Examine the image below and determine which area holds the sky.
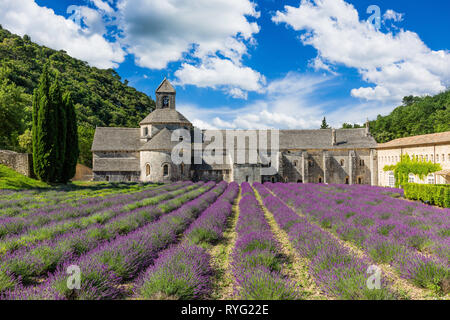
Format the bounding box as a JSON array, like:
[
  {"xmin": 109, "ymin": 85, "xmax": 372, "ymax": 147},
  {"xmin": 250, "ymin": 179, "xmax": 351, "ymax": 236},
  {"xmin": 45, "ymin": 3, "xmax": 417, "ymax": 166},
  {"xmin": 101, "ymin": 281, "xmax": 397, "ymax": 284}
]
[{"xmin": 0, "ymin": 0, "xmax": 449, "ymax": 130}]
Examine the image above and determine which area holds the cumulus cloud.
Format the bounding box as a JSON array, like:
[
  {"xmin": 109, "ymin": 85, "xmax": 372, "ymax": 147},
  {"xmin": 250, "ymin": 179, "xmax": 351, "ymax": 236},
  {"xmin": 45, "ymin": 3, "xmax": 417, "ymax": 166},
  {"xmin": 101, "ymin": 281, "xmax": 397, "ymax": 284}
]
[
  {"xmin": 179, "ymin": 73, "xmax": 334, "ymax": 130},
  {"xmin": 114, "ymin": 0, "xmax": 263, "ymax": 98},
  {"xmin": 273, "ymin": 0, "xmax": 450, "ymax": 103},
  {"xmin": 0, "ymin": 0, "xmax": 125, "ymax": 68}
]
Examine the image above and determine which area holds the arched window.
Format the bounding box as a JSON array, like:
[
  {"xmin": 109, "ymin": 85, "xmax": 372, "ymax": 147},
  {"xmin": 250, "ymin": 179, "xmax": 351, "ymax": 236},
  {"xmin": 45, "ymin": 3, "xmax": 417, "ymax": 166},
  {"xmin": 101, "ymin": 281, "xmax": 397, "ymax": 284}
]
[
  {"xmin": 163, "ymin": 164, "xmax": 169, "ymax": 176},
  {"xmin": 245, "ymin": 176, "xmax": 249, "ymax": 182},
  {"xmin": 340, "ymin": 159, "xmax": 345, "ymax": 166},
  {"xmin": 408, "ymin": 173, "xmax": 415, "ymax": 183},
  {"xmin": 427, "ymin": 174, "xmax": 435, "ymax": 185},
  {"xmin": 143, "ymin": 127, "xmax": 148, "ymax": 136},
  {"xmin": 293, "ymin": 160, "xmax": 298, "ymax": 167},
  {"xmin": 318, "ymin": 177, "xmax": 322, "ymax": 184},
  {"xmin": 357, "ymin": 177, "xmax": 362, "ymax": 184},
  {"xmin": 345, "ymin": 177, "xmax": 349, "ymax": 185},
  {"xmin": 162, "ymin": 96, "xmax": 169, "ymax": 108},
  {"xmin": 180, "ymin": 163, "xmax": 184, "ymax": 175},
  {"xmin": 146, "ymin": 164, "xmax": 151, "ymax": 176}
]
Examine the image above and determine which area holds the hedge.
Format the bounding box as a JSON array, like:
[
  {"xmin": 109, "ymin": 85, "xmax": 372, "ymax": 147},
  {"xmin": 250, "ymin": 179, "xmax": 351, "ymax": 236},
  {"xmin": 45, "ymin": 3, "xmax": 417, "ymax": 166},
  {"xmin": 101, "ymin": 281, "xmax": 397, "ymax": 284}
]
[{"xmin": 403, "ymin": 183, "xmax": 450, "ymax": 208}]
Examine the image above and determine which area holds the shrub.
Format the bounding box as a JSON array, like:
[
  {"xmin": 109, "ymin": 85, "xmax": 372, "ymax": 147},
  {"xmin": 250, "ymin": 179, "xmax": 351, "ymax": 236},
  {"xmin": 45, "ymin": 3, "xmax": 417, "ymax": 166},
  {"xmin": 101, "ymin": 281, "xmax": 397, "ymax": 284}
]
[{"xmin": 404, "ymin": 184, "xmax": 450, "ymax": 208}]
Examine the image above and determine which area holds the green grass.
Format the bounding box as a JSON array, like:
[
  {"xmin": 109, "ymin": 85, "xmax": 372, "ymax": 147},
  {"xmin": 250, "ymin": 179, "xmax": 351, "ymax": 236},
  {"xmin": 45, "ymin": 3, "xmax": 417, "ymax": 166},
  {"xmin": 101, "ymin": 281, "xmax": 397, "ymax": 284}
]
[{"xmin": 0, "ymin": 165, "xmax": 49, "ymax": 190}]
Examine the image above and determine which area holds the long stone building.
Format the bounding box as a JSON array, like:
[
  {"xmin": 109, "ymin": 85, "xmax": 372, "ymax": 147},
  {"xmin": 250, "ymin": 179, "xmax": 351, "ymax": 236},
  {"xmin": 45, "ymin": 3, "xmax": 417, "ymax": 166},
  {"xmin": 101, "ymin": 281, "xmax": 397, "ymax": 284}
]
[
  {"xmin": 91, "ymin": 78, "xmax": 379, "ymax": 184},
  {"xmin": 378, "ymin": 132, "xmax": 450, "ymax": 186}
]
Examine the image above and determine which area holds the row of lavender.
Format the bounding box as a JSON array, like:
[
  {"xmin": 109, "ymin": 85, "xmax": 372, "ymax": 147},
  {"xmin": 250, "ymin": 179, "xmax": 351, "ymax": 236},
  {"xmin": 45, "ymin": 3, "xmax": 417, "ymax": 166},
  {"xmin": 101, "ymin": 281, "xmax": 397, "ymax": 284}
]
[
  {"xmin": 230, "ymin": 182, "xmax": 299, "ymax": 299},
  {"xmin": 254, "ymin": 183, "xmax": 396, "ymax": 299},
  {"xmin": 0, "ymin": 182, "xmax": 157, "ymax": 214},
  {"xmin": 134, "ymin": 182, "xmax": 239, "ymax": 299},
  {"xmin": 0, "ymin": 182, "xmax": 189, "ymax": 239},
  {"xmin": 0, "ymin": 182, "xmax": 163, "ymax": 218},
  {"xmin": 0, "ymin": 182, "xmax": 198, "ymax": 256},
  {"xmin": 266, "ymin": 183, "xmax": 449, "ymax": 295},
  {"xmin": 0, "ymin": 182, "xmax": 214, "ymax": 293},
  {"xmin": 1, "ymin": 182, "xmax": 228, "ymax": 299}
]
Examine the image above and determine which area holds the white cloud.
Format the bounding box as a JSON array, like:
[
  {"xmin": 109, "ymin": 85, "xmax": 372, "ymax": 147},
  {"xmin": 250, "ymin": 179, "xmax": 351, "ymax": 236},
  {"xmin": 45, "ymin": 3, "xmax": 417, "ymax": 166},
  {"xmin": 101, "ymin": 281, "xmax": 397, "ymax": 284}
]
[
  {"xmin": 116, "ymin": 0, "xmax": 263, "ymax": 98},
  {"xmin": 273, "ymin": 0, "xmax": 450, "ymax": 103},
  {"xmin": 174, "ymin": 57, "xmax": 265, "ymax": 97},
  {"xmin": 0, "ymin": 0, "xmax": 125, "ymax": 68},
  {"xmin": 180, "ymin": 73, "xmax": 334, "ymax": 130}
]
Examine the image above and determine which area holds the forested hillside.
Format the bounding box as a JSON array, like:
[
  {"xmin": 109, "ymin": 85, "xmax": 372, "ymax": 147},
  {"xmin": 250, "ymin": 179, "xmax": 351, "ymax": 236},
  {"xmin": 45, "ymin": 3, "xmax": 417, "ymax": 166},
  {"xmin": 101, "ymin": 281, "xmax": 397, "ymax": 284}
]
[
  {"xmin": 0, "ymin": 26, "xmax": 155, "ymax": 167},
  {"xmin": 368, "ymin": 90, "xmax": 450, "ymax": 143}
]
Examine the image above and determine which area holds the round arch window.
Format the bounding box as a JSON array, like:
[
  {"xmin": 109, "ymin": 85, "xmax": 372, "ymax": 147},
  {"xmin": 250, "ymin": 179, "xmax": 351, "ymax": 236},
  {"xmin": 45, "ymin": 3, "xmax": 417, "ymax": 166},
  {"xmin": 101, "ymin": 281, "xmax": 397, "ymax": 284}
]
[
  {"xmin": 146, "ymin": 163, "xmax": 151, "ymax": 176},
  {"xmin": 163, "ymin": 164, "xmax": 169, "ymax": 176}
]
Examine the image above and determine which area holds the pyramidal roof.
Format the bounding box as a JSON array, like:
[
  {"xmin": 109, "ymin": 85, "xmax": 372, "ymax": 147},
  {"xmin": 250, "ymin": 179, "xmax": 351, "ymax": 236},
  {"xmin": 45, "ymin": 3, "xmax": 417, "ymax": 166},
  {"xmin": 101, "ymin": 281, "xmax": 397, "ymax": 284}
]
[
  {"xmin": 156, "ymin": 78, "xmax": 175, "ymax": 93},
  {"xmin": 139, "ymin": 108, "xmax": 192, "ymax": 125}
]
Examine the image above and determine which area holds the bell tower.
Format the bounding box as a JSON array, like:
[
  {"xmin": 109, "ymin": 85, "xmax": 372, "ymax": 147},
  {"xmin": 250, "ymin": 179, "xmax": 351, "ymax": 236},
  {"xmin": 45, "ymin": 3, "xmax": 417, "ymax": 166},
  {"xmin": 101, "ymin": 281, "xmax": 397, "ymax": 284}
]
[{"xmin": 155, "ymin": 78, "xmax": 176, "ymax": 110}]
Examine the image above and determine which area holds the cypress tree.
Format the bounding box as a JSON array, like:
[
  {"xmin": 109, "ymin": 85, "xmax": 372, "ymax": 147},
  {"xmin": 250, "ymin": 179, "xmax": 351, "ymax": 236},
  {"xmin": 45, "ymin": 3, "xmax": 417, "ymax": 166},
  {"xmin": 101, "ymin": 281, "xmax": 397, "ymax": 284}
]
[
  {"xmin": 50, "ymin": 77, "xmax": 66, "ymax": 182},
  {"xmin": 33, "ymin": 65, "xmax": 58, "ymax": 182},
  {"xmin": 61, "ymin": 92, "xmax": 79, "ymax": 183}
]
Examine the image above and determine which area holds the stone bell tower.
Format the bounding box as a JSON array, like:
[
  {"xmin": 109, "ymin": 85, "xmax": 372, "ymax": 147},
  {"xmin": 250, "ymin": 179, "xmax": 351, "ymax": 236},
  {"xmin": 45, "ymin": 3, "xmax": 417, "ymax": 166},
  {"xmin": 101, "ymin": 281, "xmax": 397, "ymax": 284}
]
[{"xmin": 155, "ymin": 78, "xmax": 176, "ymax": 110}]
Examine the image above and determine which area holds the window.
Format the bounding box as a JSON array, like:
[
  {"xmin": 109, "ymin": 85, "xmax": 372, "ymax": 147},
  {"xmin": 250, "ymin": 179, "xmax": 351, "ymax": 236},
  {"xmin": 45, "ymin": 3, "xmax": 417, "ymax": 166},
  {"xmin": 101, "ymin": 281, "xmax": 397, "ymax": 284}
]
[
  {"xmin": 388, "ymin": 172, "xmax": 395, "ymax": 188},
  {"xmin": 271, "ymin": 177, "xmax": 276, "ymax": 183},
  {"xmin": 163, "ymin": 164, "xmax": 169, "ymax": 176},
  {"xmin": 162, "ymin": 96, "xmax": 169, "ymax": 107},
  {"xmin": 425, "ymin": 155, "xmax": 428, "ymax": 162},
  {"xmin": 246, "ymin": 176, "xmax": 249, "ymax": 182},
  {"xmin": 345, "ymin": 177, "xmax": 349, "ymax": 185},
  {"xmin": 309, "ymin": 160, "xmax": 314, "ymax": 167},
  {"xmin": 357, "ymin": 177, "xmax": 362, "ymax": 184},
  {"xmin": 431, "ymin": 155, "xmax": 434, "ymax": 162},
  {"xmin": 442, "ymin": 154, "xmax": 445, "ymax": 162},
  {"xmin": 427, "ymin": 174, "xmax": 435, "ymax": 185},
  {"xmin": 340, "ymin": 159, "xmax": 345, "ymax": 166},
  {"xmin": 143, "ymin": 127, "xmax": 148, "ymax": 136},
  {"xmin": 360, "ymin": 159, "xmax": 365, "ymax": 167},
  {"xmin": 420, "ymin": 155, "xmax": 423, "ymax": 161},
  {"xmin": 146, "ymin": 164, "xmax": 151, "ymax": 176},
  {"xmin": 293, "ymin": 160, "xmax": 298, "ymax": 167},
  {"xmin": 408, "ymin": 173, "xmax": 415, "ymax": 183},
  {"xmin": 437, "ymin": 154, "xmax": 439, "ymax": 162},
  {"xmin": 318, "ymin": 177, "xmax": 322, "ymax": 184},
  {"xmin": 180, "ymin": 163, "xmax": 184, "ymax": 175},
  {"xmin": 106, "ymin": 176, "xmax": 110, "ymax": 182}
]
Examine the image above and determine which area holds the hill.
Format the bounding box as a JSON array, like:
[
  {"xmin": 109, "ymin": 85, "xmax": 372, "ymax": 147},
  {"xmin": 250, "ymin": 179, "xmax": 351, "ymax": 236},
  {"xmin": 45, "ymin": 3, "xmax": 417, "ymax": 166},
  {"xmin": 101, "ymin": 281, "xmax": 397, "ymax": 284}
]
[
  {"xmin": 0, "ymin": 26, "xmax": 155, "ymax": 167},
  {"xmin": 0, "ymin": 164, "xmax": 48, "ymax": 189},
  {"xmin": 368, "ymin": 90, "xmax": 450, "ymax": 143}
]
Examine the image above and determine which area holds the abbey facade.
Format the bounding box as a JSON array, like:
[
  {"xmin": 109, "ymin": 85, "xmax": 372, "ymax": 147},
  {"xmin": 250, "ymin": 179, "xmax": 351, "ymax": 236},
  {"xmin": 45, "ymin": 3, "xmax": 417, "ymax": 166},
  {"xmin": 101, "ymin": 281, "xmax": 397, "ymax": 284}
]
[{"xmin": 91, "ymin": 79, "xmax": 379, "ymax": 185}]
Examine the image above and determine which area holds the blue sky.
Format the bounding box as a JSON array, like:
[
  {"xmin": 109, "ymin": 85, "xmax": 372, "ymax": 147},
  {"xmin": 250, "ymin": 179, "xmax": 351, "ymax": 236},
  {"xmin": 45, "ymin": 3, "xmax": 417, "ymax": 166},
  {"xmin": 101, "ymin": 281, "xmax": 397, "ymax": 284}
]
[{"xmin": 1, "ymin": 0, "xmax": 449, "ymax": 129}]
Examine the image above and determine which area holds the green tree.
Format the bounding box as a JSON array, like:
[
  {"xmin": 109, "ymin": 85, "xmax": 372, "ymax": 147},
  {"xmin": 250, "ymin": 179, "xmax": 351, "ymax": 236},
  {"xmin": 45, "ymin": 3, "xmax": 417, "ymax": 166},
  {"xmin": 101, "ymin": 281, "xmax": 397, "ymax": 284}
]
[
  {"xmin": 0, "ymin": 79, "xmax": 26, "ymax": 149},
  {"xmin": 78, "ymin": 125, "xmax": 95, "ymax": 168},
  {"xmin": 33, "ymin": 64, "xmax": 58, "ymax": 182},
  {"xmin": 320, "ymin": 117, "xmax": 330, "ymax": 129},
  {"xmin": 50, "ymin": 77, "xmax": 66, "ymax": 182},
  {"xmin": 61, "ymin": 92, "xmax": 79, "ymax": 182},
  {"xmin": 18, "ymin": 129, "xmax": 32, "ymax": 153}
]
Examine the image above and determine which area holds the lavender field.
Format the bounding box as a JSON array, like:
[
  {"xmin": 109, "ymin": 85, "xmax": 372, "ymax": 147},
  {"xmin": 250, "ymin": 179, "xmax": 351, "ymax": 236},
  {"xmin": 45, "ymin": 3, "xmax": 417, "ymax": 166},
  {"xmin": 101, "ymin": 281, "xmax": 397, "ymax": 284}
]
[{"xmin": 0, "ymin": 181, "xmax": 448, "ymax": 300}]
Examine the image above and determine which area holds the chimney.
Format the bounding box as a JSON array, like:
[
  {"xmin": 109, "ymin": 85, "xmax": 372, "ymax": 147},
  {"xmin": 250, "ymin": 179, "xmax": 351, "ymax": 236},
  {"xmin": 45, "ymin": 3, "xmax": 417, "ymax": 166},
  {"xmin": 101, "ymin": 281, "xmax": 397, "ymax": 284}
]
[
  {"xmin": 365, "ymin": 118, "xmax": 370, "ymax": 136},
  {"xmin": 331, "ymin": 128, "xmax": 336, "ymax": 146}
]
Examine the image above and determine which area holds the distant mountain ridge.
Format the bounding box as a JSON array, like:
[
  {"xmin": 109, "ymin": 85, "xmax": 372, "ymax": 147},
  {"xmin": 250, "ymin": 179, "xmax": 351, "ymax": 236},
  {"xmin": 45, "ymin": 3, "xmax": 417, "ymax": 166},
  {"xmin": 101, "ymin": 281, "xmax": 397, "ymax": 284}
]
[{"xmin": 0, "ymin": 25, "xmax": 155, "ymax": 167}]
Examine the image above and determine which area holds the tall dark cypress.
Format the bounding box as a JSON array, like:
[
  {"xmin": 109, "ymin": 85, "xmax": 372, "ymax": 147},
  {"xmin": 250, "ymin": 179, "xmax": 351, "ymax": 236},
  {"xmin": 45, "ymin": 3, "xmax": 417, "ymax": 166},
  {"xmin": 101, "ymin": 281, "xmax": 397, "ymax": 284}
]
[
  {"xmin": 33, "ymin": 64, "xmax": 58, "ymax": 182},
  {"xmin": 50, "ymin": 77, "xmax": 66, "ymax": 182},
  {"xmin": 62, "ymin": 92, "xmax": 79, "ymax": 183}
]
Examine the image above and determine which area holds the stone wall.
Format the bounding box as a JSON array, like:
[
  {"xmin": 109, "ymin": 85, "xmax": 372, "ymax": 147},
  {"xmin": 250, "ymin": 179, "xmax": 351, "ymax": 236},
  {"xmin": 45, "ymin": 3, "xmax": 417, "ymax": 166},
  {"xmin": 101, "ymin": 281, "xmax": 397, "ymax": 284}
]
[{"xmin": 0, "ymin": 150, "xmax": 34, "ymax": 177}]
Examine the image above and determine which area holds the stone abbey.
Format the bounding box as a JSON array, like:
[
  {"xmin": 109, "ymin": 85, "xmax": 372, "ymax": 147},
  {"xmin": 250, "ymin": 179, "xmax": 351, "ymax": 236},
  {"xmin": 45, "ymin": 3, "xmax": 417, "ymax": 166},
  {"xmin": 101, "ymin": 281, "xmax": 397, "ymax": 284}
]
[{"xmin": 91, "ymin": 78, "xmax": 379, "ymax": 185}]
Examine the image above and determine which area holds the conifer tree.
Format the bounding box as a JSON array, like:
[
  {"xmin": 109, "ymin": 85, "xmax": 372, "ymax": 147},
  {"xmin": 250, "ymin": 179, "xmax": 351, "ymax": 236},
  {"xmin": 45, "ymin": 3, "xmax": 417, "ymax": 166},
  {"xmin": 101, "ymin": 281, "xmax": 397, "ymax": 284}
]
[
  {"xmin": 320, "ymin": 117, "xmax": 330, "ymax": 129},
  {"xmin": 33, "ymin": 64, "xmax": 58, "ymax": 182},
  {"xmin": 61, "ymin": 92, "xmax": 79, "ymax": 182},
  {"xmin": 50, "ymin": 77, "xmax": 66, "ymax": 182}
]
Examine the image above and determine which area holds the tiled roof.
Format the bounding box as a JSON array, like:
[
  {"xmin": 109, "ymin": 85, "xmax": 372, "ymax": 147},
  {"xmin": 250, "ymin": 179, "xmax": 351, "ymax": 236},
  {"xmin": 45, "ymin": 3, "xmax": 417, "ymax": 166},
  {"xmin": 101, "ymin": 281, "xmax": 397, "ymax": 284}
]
[
  {"xmin": 139, "ymin": 108, "xmax": 192, "ymax": 125},
  {"xmin": 91, "ymin": 127, "xmax": 142, "ymax": 152},
  {"xmin": 377, "ymin": 131, "xmax": 450, "ymax": 149}
]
